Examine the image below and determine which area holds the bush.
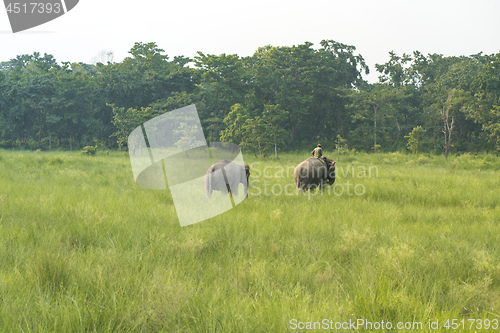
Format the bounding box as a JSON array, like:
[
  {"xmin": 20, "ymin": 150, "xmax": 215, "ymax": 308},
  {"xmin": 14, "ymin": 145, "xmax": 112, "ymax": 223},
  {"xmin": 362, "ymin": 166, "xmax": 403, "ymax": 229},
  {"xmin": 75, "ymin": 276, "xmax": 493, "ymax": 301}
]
[
  {"xmin": 406, "ymin": 155, "xmax": 431, "ymax": 165},
  {"xmin": 405, "ymin": 126, "xmax": 426, "ymax": 154},
  {"xmin": 81, "ymin": 145, "xmax": 97, "ymax": 156},
  {"xmin": 0, "ymin": 140, "xmax": 15, "ymax": 149},
  {"xmin": 26, "ymin": 140, "xmax": 39, "ymax": 150}
]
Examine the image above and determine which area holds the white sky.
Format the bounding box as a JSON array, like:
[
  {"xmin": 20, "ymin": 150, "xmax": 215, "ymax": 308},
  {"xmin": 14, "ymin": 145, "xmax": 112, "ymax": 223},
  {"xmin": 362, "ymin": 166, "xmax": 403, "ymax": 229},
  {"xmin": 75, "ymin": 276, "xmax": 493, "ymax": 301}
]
[{"xmin": 1, "ymin": 0, "xmax": 499, "ymax": 83}]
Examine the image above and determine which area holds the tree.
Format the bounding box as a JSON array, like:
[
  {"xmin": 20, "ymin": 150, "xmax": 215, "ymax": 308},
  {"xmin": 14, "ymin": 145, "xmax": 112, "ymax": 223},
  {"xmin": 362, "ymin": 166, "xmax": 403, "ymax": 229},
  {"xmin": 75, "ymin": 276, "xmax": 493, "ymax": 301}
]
[
  {"xmin": 335, "ymin": 134, "xmax": 348, "ymax": 158},
  {"xmin": 348, "ymin": 84, "xmax": 406, "ymax": 152},
  {"xmin": 376, "ymin": 51, "xmax": 414, "ymax": 86},
  {"xmin": 482, "ymin": 105, "xmax": 500, "ymax": 154},
  {"xmin": 98, "ymin": 42, "xmax": 195, "ymax": 110},
  {"xmin": 3, "ymin": 58, "xmax": 58, "ymax": 148},
  {"xmin": 250, "ymin": 40, "xmax": 368, "ymax": 146},
  {"xmin": 221, "ymin": 103, "xmax": 288, "ymax": 158},
  {"xmin": 51, "ymin": 63, "xmax": 99, "ymax": 150},
  {"xmin": 194, "ymin": 52, "xmax": 251, "ymax": 142},
  {"xmin": 174, "ymin": 122, "xmax": 205, "ymax": 155},
  {"xmin": 405, "ymin": 126, "xmax": 426, "ymax": 154},
  {"xmin": 440, "ymin": 91, "xmax": 456, "ymax": 159},
  {"xmin": 109, "ymin": 104, "xmax": 157, "ymax": 149},
  {"xmin": 1, "ymin": 43, "xmax": 499, "ymax": 155},
  {"xmin": 261, "ymin": 104, "xmax": 288, "ymax": 159},
  {"xmin": 240, "ymin": 116, "xmax": 269, "ymax": 157},
  {"xmin": 467, "ymin": 53, "xmax": 500, "ymax": 152},
  {"xmin": 220, "ymin": 103, "xmax": 250, "ymax": 145}
]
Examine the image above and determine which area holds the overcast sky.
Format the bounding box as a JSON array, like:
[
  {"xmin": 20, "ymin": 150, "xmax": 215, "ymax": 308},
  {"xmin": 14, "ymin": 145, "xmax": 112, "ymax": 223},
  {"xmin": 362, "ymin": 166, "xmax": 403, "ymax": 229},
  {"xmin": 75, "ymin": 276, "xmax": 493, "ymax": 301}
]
[{"xmin": 1, "ymin": 0, "xmax": 499, "ymax": 83}]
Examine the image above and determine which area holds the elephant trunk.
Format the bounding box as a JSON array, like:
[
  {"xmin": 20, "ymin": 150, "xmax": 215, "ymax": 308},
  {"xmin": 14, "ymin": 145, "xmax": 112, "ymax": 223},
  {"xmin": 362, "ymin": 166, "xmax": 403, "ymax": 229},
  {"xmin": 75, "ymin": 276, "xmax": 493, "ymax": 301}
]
[
  {"xmin": 243, "ymin": 176, "xmax": 249, "ymax": 197},
  {"xmin": 243, "ymin": 164, "xmax": 250, "ymax": 197}
]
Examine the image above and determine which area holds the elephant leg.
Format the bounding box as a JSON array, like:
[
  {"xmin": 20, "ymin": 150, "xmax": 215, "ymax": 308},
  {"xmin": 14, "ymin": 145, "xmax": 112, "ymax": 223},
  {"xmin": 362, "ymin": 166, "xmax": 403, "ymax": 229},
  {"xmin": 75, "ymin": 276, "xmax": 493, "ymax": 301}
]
[
  {"xmin": 220, "ymin": 168, "xmax": 231, "ymax": 195},
  {"xmin": 306, "ymin": 181, "xmax": 316, "ymax": 192},
  {"xmin": 298, "ymin": 184, "xmax": 305, "ymax": 193},
  {"xmin": 232, "ymin": 181, "xmax": 239, "ymax": 196}
]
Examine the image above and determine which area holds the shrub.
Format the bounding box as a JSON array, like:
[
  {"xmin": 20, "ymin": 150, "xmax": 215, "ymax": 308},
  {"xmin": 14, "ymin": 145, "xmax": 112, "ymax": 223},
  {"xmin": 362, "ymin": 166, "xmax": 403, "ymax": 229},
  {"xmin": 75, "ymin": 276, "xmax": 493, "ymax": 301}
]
[
  {"xmin": 0, "ymin": 140, "xmax": 15, "ymax": 149},
  {"xmin": 405, "ymin": 126, "xmax": 426, "ymax": 154},
  {"xmin": 81, "ymin": 145, "xmax": 97, "ymax": 156}
]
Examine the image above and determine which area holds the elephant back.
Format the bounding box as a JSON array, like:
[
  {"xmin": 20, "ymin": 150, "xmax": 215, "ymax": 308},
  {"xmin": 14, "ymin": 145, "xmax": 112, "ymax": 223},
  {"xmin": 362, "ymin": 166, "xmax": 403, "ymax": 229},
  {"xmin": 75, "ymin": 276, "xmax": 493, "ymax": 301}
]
[
  {"xmin": 305, "ymin": 157, "xmax": 329, "ymax": 174},
  {"xmin": 294, "ymin": 157, "xmax": 336, "ymax": 190}
]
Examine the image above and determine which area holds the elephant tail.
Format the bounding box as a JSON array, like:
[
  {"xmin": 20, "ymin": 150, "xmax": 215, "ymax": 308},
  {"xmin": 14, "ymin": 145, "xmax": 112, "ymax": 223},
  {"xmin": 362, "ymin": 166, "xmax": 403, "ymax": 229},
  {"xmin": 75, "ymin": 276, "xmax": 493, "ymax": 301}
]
[{"xmin": 205, "ymin": 167, "xmax": 213, "ymax": 197}]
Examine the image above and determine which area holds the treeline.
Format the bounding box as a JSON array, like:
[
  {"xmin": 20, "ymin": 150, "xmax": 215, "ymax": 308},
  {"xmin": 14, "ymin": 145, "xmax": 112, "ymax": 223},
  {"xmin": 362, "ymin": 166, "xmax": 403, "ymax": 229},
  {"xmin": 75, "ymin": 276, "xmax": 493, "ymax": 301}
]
[{"xmin": 0, "ymin": 41, "xmax": 499, "ymax": 156}]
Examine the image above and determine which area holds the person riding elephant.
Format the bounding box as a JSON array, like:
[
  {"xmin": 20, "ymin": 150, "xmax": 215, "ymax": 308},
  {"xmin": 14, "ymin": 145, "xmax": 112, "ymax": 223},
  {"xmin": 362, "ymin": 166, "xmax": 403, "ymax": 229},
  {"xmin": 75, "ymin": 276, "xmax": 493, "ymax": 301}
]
[
  {"xmin": 294, "ymin": 156, "xmax": 336, "ymax": 192},
  {"xmin": 312, "ymin": 143, "xmax": 328, "ymax": 164},
  {"xmin": 205, "ymin": 160, "xmax": 250, "ymax": 197},
  {"xmin": 312, "ymin": 144, "xmax": 322, "ymax": 158}
]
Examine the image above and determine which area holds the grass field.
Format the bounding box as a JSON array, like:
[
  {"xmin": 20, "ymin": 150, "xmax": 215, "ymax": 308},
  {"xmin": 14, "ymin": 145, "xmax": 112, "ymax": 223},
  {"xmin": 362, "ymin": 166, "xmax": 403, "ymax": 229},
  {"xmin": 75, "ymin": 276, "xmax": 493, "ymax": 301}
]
[{"xmin": 0, "ymin": 149, "xmax": 499, "ymax": 332}]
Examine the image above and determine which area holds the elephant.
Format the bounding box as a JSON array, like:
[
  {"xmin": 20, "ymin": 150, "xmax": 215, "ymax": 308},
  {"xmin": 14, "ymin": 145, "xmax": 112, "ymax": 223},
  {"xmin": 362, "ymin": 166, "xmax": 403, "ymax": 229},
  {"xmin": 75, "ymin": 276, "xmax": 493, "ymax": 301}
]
[
  {"xmin": 205, "ymin": 160, "xmax": 250, "ymax": 197},
  {"xmin": 293, "ymin": 157, "xmax": 336, "ymax": 192}
]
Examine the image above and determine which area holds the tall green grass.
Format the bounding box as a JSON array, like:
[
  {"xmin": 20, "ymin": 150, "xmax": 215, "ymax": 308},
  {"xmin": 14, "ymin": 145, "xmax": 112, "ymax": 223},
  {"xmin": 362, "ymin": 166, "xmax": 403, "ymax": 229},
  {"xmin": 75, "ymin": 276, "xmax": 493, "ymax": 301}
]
[{"xmin": 0, "ymin": 149, "xmax": 499, "ymax": 332}]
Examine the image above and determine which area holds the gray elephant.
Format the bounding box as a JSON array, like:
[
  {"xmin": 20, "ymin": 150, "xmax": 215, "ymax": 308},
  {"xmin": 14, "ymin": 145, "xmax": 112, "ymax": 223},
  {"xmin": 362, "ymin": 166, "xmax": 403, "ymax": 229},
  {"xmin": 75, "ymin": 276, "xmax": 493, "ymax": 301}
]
[
  {"xmin": 205, "ymin": 160, "xmax": 250, "ymax": 197},
  {"xmin": 294, "ymin": 157, "xmax": 336, "ymax": 192}
]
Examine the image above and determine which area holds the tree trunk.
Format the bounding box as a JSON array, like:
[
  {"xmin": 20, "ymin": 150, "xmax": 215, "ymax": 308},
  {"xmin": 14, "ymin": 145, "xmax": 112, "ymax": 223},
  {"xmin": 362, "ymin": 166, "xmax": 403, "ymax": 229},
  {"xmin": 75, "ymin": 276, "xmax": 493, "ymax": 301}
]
[
  {"xmin": 69, "ymin": 135, "xmax": 73, "ymax": 151},
  {"xmin": 274, "ymin": 137, "xmax": 277, "ymax": 159},
  {"xmin": 38, "ymin": 111, "xmax": 43, "ymax": 147},
  {"xmin": 395, "ymin": 119, "xmax": 401, "ymax": 142},
  {"xmin": 49, "ymin": 134, "xmax": 52, "ymax": 150},
  {"xmin": 337, "ymin": 137, "xmax": 340, "ymax": 159},
  {"xmin": 443, "ymin": 116, "xmax": 454, "ymax": 159},
  {"xmin": 441, "ymin": 92, "xmax": 455, "ymax": 159}
]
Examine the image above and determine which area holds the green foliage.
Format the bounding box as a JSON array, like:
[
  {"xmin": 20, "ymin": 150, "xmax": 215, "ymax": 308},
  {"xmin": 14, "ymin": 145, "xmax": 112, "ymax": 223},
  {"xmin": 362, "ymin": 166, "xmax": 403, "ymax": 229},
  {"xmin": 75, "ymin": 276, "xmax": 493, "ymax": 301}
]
[
  {"xmin": 220, "ymin": 103, "xmax": 250, "ymax": 144},
  {"xmin": 1, "ymin": 43, "xmax": 500, "ymax": 156},
  {"xmin": 173, "ymin": 122, "xmax": 205, "ymax": 152},
  {"xmin": 80, "ymin": 145, "xmax": 97, "ymax": 155},
  {"xmin": 260, "ymin": 104, "xmax": 289, "ymax": 159},
  {"xmin": 335, "ymin": 134, "xmax": 348, "ymax": 157},
  {"xmin": 240, "ymin": 116, "xmax": 269, "ymax": 157},
  {"xmin": 224, "ymin": 104, "xmax": 289, "ymax": 158},
  {"xmin": 482, "ymin": 105, "xmax": 500, "ymax": 153},
  {"xmin": 405, "ymin": 126, "xmax": 426, "ymax": 154},
  {"xmin": 109, "ymin": 104, "xmax": 157, "ymax": 149}
]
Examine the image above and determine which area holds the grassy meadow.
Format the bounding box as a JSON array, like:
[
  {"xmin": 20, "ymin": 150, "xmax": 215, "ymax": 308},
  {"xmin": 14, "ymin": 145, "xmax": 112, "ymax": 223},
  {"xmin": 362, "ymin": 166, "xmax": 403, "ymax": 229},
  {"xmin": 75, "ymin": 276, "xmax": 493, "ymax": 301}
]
[{"xmin": 0, "ymin": 149, "xmax": 499, "ymax": 332}]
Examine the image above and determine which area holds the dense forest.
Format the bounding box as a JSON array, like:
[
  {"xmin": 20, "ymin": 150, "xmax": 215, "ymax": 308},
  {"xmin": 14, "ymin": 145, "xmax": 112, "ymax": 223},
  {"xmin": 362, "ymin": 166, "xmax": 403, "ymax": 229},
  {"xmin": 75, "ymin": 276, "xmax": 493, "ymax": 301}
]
[{"xmin": 0, "ymin": 41, "xmax": 499, "ymax": 156}]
